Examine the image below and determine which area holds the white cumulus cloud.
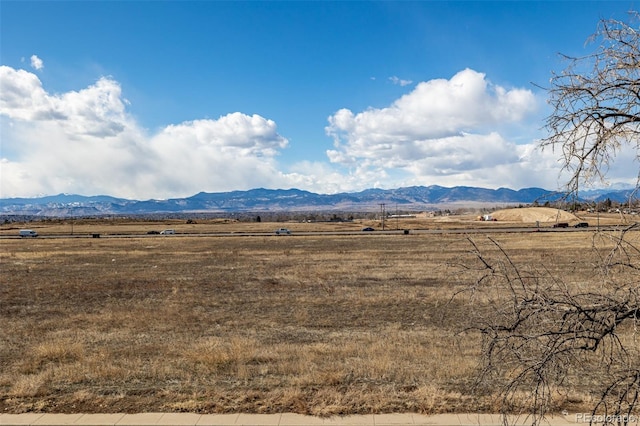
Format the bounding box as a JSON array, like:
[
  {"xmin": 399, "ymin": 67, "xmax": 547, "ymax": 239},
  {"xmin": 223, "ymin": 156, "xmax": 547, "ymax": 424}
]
[
  {"xmin": 0, "ymin": 65, "xmax": 294, "ymax": 199},
  {"xmin": 30, "ymin": 55, "xmax": 44, "ymax": 71},
  {"xmin": 325, "ymin": 68, "xmax": 551, "ymax": 190},
  {"xmin": 3, "ymin": 63, "xmax": 631, "ymax": 199}
]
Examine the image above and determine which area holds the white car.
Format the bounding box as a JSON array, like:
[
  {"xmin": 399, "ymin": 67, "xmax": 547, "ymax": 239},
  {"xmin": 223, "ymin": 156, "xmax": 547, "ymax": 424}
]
[
  {"xmin": 160, "ymin": 229, "xmax": 175, "ymax": 235},
  {"xmin": 275, "ymin": 228, "xmax": 291, "ymax": 235}
]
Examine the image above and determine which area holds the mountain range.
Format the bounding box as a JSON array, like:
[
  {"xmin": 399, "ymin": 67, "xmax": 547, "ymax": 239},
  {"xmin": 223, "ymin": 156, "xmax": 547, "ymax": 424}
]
[{"xmin": 0, "ymin": 186, "xmax": 636, "ymax": 217}]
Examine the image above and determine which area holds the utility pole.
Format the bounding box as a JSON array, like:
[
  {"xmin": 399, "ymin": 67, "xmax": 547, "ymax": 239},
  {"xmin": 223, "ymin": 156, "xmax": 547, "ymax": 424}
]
[{"xmin": 379, "ymin": 203, "xmax": 386, "ymax": 230}]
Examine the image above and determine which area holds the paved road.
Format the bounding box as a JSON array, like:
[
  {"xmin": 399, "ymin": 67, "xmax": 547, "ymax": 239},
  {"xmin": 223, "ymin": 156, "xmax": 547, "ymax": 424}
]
[{"xmin": 2, "ymin": 226, "xmax": 612, "ymax": 240}]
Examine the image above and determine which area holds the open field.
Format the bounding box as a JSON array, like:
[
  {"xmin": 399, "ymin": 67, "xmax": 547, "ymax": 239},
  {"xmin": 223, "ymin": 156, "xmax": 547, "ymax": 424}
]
[
  {"xmin": 1, "ymin": 215, "xmax": 638, "ymax": 415},
  {"xmin": 0, "ymin": 209, "xmax": 631, "ymax": 237}
]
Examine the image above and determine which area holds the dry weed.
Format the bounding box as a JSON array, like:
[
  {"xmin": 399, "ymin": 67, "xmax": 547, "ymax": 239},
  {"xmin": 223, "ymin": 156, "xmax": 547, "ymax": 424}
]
[{"xmin": 1, "ymin": 224, "xmax": 636, "ymax": 414}]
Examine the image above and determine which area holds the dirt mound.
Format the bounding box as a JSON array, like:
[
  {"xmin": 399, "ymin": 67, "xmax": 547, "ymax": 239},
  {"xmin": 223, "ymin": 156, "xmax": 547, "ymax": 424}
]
[{"xmin": 490, "ymin": 207, "xmax": 579, "ymax": 223}]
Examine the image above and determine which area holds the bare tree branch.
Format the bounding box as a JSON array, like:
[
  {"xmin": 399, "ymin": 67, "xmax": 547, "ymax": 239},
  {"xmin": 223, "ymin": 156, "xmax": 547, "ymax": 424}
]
[
  {"xmin": 461, "ymin": 13, "xmax": 640, "ymax": 425},
  {"xmin": 540, "ymin": 12, "xmax": 640, "ymax": 199},
  {"xmin": 462, "ymin": 232, "xmax": 640, "ymax": 426}
]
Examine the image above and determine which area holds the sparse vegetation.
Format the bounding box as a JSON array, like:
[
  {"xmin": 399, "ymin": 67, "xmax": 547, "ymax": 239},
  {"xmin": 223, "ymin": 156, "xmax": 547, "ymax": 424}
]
[{"xmin": 1, "ymin": 216, "xmax": 637, "ymax": 415}]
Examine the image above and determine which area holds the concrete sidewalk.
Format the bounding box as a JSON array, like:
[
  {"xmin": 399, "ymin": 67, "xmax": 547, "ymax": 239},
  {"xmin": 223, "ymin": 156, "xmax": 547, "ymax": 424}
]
[{"xmin": 0, "ymin": 412, "xmax": 587, "ymax": 426}]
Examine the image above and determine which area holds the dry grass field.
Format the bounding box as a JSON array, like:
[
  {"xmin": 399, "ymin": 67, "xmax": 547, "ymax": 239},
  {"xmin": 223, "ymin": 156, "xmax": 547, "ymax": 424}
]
[{"xmin": 1, "ymin": 213, "xmax": 637, "ymax": 415}]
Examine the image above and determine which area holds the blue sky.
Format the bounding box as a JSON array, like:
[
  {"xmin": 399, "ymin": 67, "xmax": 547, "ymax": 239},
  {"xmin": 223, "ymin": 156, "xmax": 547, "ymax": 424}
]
[{"xmin": 1, "ymin": 1, "xmax": 637, "ymax": 199}]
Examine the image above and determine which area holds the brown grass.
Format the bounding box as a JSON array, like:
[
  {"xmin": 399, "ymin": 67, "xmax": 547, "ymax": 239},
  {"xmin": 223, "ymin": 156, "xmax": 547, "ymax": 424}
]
[{"xmin": 0, "ymin": 217, "xmax": 637, "ymax": 414}]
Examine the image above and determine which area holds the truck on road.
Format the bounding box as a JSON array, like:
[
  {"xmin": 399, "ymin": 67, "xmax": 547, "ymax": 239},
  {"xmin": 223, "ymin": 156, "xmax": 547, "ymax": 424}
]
[{"xmin": 19, "ymin": 229, "xmax": 38, "ymax": 237}]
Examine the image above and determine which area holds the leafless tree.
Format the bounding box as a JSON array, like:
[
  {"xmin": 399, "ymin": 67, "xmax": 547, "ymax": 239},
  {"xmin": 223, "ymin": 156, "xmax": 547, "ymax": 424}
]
[
  {"xmin": 464, "ymin": 231, "xmax": 639, "ymax": 426},
  {"xmin": 463, "ymin": 12, "xmax": 640, "ymax": 426},
  {"xmin": 541, "ymin": 12, "xmax": 640, "ymax": 198}
]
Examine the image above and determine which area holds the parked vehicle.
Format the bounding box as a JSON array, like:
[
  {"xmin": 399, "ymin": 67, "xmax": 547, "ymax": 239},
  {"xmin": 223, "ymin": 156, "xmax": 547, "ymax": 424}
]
[
  {"xmin": 553, "ymin": 222, "xmax": 569, "ymax": 228},
  {"xmin": 362, "ymin": 227, "xmax": 375, "ymax": 232},
  {"xmin": 19, "ymin": 229, "xmax": 38, "ymax": 237},
  {"xmin": 574, "ymin": 222, "xmax": 589, "ymax": 228},
  {"xmin": 160, "ymin": 229, "xmax": 175, "ymax": 235},
  {"xmin": 275, "ymin": 228, "xmax": 291, "ymax": 235}
]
